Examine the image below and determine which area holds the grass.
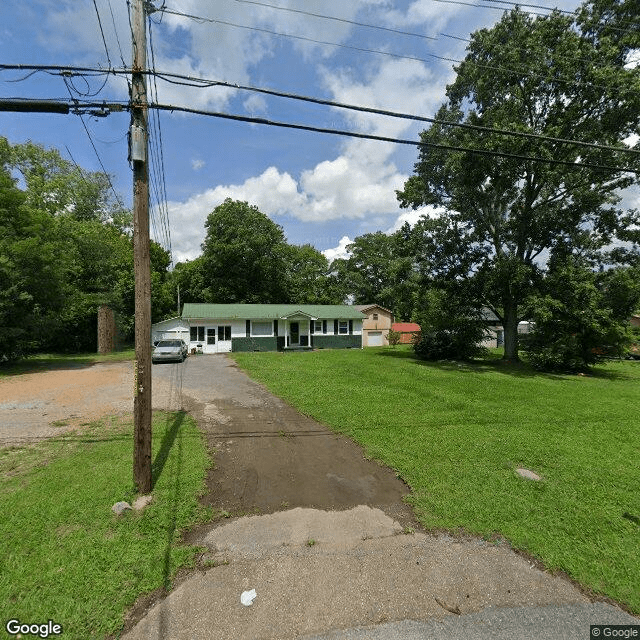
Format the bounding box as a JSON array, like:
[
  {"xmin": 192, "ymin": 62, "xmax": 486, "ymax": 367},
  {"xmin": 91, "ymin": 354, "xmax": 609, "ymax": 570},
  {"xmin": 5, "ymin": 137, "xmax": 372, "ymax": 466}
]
[
  {"xmin": 0, "ymin": 349, "xmax": 136, "ymax": 378},
  {"xmin": 0, "ymin": 411, "xmax": 211, "ymax": 639},
  {"xmin": 230, "ymin": 346, "xmax": 640, "ymax": 613}
]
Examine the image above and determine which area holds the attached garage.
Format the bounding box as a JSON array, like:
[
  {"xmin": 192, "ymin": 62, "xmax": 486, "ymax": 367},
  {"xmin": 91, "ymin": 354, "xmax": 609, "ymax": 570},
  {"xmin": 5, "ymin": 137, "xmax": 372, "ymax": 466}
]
[{"xmin": 368, "ymin": 331, "xmax": 384, "ymax": 347}]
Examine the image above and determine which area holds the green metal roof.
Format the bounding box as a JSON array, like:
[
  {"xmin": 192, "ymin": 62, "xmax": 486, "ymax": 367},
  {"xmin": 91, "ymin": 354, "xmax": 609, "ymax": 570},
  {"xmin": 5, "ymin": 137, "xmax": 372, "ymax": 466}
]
[{"xmin": 181, "ymin": 303, "xmax": 366, "ymax": 320}]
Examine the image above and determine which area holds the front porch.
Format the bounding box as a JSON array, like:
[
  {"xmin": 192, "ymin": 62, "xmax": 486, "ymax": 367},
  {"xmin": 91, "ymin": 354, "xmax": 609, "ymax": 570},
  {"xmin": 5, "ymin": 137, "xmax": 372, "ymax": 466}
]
[{"xmin": 281, "ymin": 311, "xmax": 316, "ymax": 349}]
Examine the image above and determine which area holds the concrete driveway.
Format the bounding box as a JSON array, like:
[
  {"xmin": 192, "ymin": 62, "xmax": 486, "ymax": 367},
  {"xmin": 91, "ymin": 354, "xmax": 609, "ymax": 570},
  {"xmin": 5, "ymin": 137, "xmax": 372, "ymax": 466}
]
[{"xmin": 134, "ymin": 354, "xmax": 640, "ymax": 639}]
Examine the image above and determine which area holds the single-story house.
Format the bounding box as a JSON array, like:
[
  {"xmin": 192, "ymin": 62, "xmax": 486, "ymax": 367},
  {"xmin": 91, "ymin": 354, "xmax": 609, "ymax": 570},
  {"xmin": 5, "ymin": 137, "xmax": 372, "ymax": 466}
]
[
  {"xmin": 152, "ymin": 303, "xmax": 366, "ymax": 353},
  {"xmin": 391, "ymin": 322, "xmax": 421, "ymax": 344},
  {"xmin": 354, "ymin": 304, "xmax": 394, "ymax": 347}
]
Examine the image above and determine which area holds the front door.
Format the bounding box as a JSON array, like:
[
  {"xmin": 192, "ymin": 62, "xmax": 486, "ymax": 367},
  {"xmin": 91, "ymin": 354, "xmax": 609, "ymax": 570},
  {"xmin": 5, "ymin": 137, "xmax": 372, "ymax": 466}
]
[
  {"xmin": 290, "ymin": 322, "xmax": 299, "ymax": 345},
  {"xmin": 217, "ymin": 325, "xmax": 232, "ymax": 353}
]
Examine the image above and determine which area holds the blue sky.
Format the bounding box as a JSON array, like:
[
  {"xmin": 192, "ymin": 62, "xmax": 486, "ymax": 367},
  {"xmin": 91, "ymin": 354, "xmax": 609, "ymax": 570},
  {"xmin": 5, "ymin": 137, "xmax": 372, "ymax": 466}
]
[{"xmin": 2, "ymin": 0, "xmax": 636, "ymax": 264}]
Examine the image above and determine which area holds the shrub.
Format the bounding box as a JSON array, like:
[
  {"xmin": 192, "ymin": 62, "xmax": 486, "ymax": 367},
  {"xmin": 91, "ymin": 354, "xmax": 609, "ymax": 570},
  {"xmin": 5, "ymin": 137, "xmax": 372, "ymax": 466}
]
[
  {"xmin": 387, "ymin": 329, "xmax": 402, "ymax": 348},
  {"xmin": 412, "ymin": 288, "xmax": 487, "ymax": 361}
]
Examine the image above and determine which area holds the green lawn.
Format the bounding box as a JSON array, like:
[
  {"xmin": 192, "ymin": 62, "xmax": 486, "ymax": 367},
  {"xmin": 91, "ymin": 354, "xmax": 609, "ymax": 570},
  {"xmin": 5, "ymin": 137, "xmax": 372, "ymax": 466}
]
[
  {"xmin": 230, "ymin": 347, "xmax": 640, "ymax": 613},
  {"xmin": 0, "ymin": 349, "xmax": 136, "ymax": 378},
  {"xmin": 0, "ymin": 411, "xmax": 211, "ymax": 639}
]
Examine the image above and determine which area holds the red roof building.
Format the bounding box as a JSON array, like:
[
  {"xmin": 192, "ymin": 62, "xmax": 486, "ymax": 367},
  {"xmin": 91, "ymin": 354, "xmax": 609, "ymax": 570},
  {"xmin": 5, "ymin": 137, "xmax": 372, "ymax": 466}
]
[{"xmin": 391, "ymin": 322, "xmax": 420, "ymax": 344}]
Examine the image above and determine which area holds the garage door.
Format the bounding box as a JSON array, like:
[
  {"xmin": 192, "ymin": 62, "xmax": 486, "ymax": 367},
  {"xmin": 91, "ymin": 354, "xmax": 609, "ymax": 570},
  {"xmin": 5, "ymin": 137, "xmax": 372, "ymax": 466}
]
[{"xmin": 368, "ymin": 331, "xmax": 383, "ymax": 346}]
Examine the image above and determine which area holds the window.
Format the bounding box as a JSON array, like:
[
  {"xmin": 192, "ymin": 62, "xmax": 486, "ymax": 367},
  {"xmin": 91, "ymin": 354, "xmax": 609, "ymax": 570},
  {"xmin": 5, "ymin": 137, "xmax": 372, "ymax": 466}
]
[
  {"xmin": 218, "ymin": 325, "xmax": 231, "ymax": 341},
  {"xmin": 339, "ymin": 321, "xmax": 349, "ymax": 335},
  {"xmin": 372, "ymin": 313, "xmax": 378, "ymax": 321},
  {"xmin": 252, "ymin": 321, "xmax": 272, "ymax": 336},
  {"xmin": 314, "ymin": 321, "xmax": 322, "ymax": 333},
  {"xmin": 207, "ymin": 328, "xmax": 216, "ymax": 345},
  {"xmin": 190, "ymin": 326, "xmax": 205, "ymax": 342}
]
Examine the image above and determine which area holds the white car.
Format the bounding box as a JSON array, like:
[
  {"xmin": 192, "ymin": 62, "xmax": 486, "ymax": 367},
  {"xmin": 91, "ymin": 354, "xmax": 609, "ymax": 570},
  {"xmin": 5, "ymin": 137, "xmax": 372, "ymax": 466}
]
[{"xmin": 152, "ymin": 339, "xmax": 188, "ymax": 364}]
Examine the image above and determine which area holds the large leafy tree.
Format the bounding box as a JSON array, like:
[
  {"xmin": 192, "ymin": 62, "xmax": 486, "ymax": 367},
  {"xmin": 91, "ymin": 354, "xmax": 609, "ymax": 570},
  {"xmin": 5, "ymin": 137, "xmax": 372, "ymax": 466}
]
[
  {"xmin": 10, "ymin": 140, "xmax": 130, "ymax": 228},
  {"xmin": 397, "ymin": 0, "xmax": 640, "ymax": 360},
  {"xmin": 0, "ymin": 161, "xmax": 68, "ymax": 358},
  {"xmin": 330, "ymin": 231, "xmax": 420, "ymax": 320},
  {"xmin": 200, "ymin": 199, "xmax": 289, "ymax": 303},
  {"xmin": 0, "ymin": 137, "xmax": 171, "ymax": 356},
  {"xmin": 523, "ymin": 259, "xmax": 640, "ymax": 371},
  {"xmin": 281, "ymin": 243, "xmax": 343, "ymax": 305}
]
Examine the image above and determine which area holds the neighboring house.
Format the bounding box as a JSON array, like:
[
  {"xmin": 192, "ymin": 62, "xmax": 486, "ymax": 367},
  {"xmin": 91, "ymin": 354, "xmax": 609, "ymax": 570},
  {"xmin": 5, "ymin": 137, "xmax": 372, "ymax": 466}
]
[
  {"xmin": 152, "ymin": 303, "xmax": 366, "ymax": 353},
  {"xmin": 481, "ymin": 308, "xmax": 533, "ymax": 349},
  {"xmin": 631, "ymin": 314, "xmax": 640, "ymax": 328},
  {"xmin": 354, "ymin": 304, "xmax": 394, "ymax": 347},
  {"xmin": 391, "ymin": 322, "xmax": 421, "ymax": 344}
]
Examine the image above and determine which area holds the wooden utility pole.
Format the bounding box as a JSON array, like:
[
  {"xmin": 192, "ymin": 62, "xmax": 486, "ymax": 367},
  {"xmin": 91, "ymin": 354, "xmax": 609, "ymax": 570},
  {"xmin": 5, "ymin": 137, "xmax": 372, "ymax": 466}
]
[{"xmin": 131, "ymin": 0, "xmax": 152, "ymax": 493}]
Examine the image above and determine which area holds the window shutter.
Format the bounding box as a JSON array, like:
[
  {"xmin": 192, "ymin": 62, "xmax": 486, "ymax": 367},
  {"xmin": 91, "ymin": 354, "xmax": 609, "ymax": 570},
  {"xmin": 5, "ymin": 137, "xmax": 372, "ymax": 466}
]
[
  {"xmin": 246, "ymin": 320, "xmax": 251, "ymax": 337},
  {"xmin": 274, "ymin": 320, "xmax": 278, "ymax": 336},
  {"xmin": 310, "ymin": 321, "xmax": 315, "ymax": 334},
  {"xmin": 323, "ymin": 320, "xmax": 327, "ymax": 334},
  {"xmin": 349, "ymin": 320, "xmax": 353, "ymax": 334},
  {"xmin": 334, "ymin": 320, "xmax": 338, "ymax": 334}
]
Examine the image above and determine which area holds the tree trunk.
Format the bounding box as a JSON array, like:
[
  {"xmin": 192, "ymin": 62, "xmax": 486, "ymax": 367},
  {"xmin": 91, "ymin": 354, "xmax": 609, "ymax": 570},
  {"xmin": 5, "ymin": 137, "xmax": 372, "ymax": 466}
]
[{"xmin": 502, "ymin": 304, "xmax": 520, "ymax": 361}]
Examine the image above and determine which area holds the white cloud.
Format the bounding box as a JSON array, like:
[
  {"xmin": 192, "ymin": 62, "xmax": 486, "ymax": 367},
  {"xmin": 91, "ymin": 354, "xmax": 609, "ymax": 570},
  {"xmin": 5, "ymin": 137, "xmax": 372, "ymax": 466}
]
[
  {"xmin": 191, "ymin": 159, "xmax": 205, "ymax": 170},
  {"xmin": 385, "ymin": 206, "xmax": 444, "ymax": 232},
  {"xmin": 243, "ymin": 93, "xmax": 268, "ymax": 114},
  {"xmin": 167, "ymin": 43, "xmax": 455, "ymax": 259},
  {"xmin": 167, "ymin": 166, "xmax": 305, "ymax": 261},
  {"xmin": 322, "ymin": 235, "xmax": 353, "ymax": 262}
]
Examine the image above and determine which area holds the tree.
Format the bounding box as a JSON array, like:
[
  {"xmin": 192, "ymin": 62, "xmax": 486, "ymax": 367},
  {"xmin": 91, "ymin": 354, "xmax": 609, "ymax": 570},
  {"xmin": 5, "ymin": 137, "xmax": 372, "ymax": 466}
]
[
  {"xmin": 200, "ymin": 199, "xmax": 289, "ymax": 303},
  {"xmin": 523, "ymin": 260, "xmax": 639, "ymax": 371},
  {"xmin": 0, "ymin": 143, "xmax": 70, "ymax": 358},
  {"xmin": 412, "ymin": 282, "xmax": 488, "ymax": 362},
  {"xmin": 9, "ymin": 139, "xmax": 129, "ymax": 227},
  {"xmin": 330, "ymin": 230, "xmax": 420, "ymax": 319},
  {"xmin": 0, "ymin": 137, "xmax": 151, "ymax": 356},
  {"xmin": 281, "ymin": 244, "xmax": 342, "ymax": 305},
  {"xmin": 397, "ymin": 0, "xmax": 640, "ymax": 361}
]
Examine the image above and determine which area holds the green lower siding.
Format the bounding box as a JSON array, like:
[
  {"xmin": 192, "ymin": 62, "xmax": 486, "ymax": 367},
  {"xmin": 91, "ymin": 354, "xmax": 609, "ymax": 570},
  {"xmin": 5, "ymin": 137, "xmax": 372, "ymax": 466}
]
[
  {"xmin": 232, "ymin": 335, "xmax": 362, "ymax": 351},
  {"xmin": 232, "ymin": 337, "xmax": 278, "ymax": 352},
  {"xmin": 311, "ymin": 334, "xmax": 362, "ymax": 349}
]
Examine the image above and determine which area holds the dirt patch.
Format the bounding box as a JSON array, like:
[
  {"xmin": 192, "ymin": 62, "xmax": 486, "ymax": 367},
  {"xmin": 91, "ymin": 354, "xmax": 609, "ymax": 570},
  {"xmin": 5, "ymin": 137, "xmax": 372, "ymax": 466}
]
[{"xmin": 0, "ymin": 361, "xmax": 175, "ymax": 448}]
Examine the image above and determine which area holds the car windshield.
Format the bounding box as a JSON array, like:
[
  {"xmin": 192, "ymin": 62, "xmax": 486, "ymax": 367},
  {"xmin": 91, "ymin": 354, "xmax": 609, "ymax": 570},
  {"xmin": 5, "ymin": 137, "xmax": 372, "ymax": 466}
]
[{"xmin": 157, "ymin": 340, "xmax": 181, "ymax": 347}]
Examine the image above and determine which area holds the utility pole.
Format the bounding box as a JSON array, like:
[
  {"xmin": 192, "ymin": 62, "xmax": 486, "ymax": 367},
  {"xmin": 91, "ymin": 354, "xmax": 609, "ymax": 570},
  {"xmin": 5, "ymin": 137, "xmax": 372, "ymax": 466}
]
[{"xmin": 131, "ymin": 0, "xmax": 152, "ymax": 494}]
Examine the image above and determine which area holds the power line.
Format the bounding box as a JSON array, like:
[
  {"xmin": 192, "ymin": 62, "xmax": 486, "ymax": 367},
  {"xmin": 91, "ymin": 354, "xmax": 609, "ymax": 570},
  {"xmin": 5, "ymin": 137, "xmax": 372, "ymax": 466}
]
[
  {"xmin": 156, "ymin": 5, "xmax": 631, "ymax": 91},
  {"xmin": 2, "ymin": 94, "xmax": 635, "ymax": 172},
  {"xmin": 150, "ymin": 70, "xmax": 640, "ymax": 158},
  {"xmin": 147, "ymin": 100, "xmax": 638, "ymax": 174},
  {"xmin": 233, "ymin": 0, "xmax": 439, "ymax": 41},
  {"xmin": 430, "ymin": 0, "xmax": 636, "ymax": 32},
  {"xmin": 61, "ymin": 74, "xmax": 126, "ymax": 210},
  {"xmin": 105, "ymin": 0, "xmax": 129, "ymax": 68},
  {"xmin": 147, "ymin": 16, "xmax": 173, "ymax": 262},
  {"xmin": 3, "ymin": 65, "xmax": 638, "ymax": 159},
  {"xmin": 231, "ymin": 0, "xmax": 629, "ymax": 70},
  {"xmin": 92, "ymin": 0, "xmax": 113, "ymax": 69}
]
